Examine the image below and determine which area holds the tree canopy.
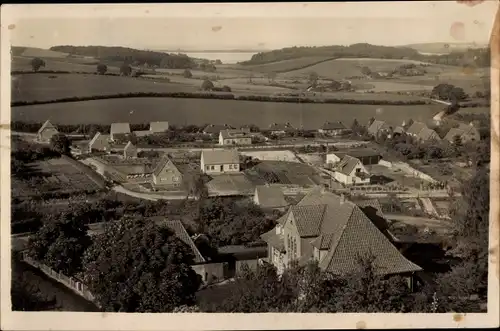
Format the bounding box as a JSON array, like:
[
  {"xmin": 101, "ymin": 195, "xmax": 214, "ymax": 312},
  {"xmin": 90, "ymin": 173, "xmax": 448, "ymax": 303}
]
[
  {"xmin": 201, "ymin": 79, "xmax": 215, "ymax": 91},
  {"xmin": 96, "ymin": 63, "xmax": 108, "ymax": 75},
  {"xmin": 30, "ymin": 57, "xmax": 46, "ymax": 72},
  {"xmin": 49, "ymin": 133, "xmax": 71, "ymax": 155},
  {"xmin": 81, "ymin": 219, "xmax": 201, "ymax": 312}
]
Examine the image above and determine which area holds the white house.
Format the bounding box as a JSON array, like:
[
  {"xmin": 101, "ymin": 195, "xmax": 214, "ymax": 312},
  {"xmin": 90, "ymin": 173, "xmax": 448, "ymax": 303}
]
[
  {"xmin": 201, "ymin": 149, "xmax": 240, "ymax": 174},
  {"xmin": 219, "ymin": 129, "xmax": 252, "ymax": 146},
  {"xmin": 88, "ymin": 132, "xmax": 110, "ymax": 153},
  {"xmin": 333, "ymin": 155, "xmax": 371, "ymax": 186}
]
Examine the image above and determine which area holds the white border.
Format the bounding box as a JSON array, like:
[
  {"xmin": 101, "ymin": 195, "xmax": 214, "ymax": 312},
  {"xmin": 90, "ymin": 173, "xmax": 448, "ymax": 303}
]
[{"xmin": 1, "ymin": 2, "xmax": 499, "ymax": 330}]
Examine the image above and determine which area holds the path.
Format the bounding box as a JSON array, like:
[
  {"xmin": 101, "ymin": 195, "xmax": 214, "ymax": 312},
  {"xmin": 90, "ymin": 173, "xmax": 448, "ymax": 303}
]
[{"xmin": 419, "ymin": 197, "xmax": 440, "ymax": 217}]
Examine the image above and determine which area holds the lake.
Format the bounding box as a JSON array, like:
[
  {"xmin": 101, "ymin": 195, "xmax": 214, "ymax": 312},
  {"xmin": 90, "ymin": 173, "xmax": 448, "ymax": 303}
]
[{"xmin": 11, "ymin": 97, "xmax": 475, "ymax": 129}]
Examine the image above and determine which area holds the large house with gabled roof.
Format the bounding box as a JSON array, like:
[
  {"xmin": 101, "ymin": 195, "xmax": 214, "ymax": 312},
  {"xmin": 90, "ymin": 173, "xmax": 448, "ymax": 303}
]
[
  {"xmin": 88, "ymin": 132, "xmax": 110, "ymax": 153},
  {"xmin": 333, "ymin": 155, "xmax": 371, "ymax": 186},
  {"xmin": 110, "ymin": 122, "xmax": 131, "ymax": 142},
  {"xmin": 444, "ymin": 123, "xmax": 480, "ymax": 143},
  {"xmin": 152, "ymin": 155, "xmax": 183, "ymax": 189},
  {"xmin": 261, "ymin": 188, "xmax": 422, "ymax": 287},
  {"xmin": 37, "ymin": 120, "xmax": 59, "ymax": 143},
  {"xmin": 200, "ymin": 149, "xmax": 240, "ymax": 175},
  {"xmin": 318, "ymin": 121, "xmax": 350, "ymax": 136}
]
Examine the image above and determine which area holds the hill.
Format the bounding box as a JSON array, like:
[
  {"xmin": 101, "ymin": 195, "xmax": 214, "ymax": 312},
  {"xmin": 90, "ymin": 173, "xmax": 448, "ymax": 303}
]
[
  {"xmin": 241, "ymin": 43, "xmax": 490, "ymax": 68},
  {"xmin": 50, "ymin": 45, "xmax": 196, "ymax": 69},
  {"xmin": 403, "ymin": 42, "xmax": 489, "ymax": 54}
]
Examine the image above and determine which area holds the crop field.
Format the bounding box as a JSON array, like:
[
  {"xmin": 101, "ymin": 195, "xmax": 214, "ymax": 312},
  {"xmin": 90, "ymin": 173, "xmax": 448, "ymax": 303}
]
[
  {"xmin": 12, "ymin": 73, "xmax": 189, "ymax": 102},
  {"xmin": 11, "ymin": 157, "xmax": 103, "ymax": 198},
  {"xmin": 361, "ymin": 81, "xmax": 433, "ymax": 92},
  {"xmin": 12, "ymin": 97, "xmax": 455, "ymax": 128},
  {"xmin": 226, "ymin": 56, "xmax": 335, "ymax": 74}
]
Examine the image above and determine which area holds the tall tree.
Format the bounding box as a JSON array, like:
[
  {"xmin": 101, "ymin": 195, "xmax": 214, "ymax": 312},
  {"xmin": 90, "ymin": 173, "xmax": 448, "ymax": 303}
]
[
  {"xmin": 82, "ymin": 219, "xmax": 201, "ymax": 312},
  {"xmin": 49, "ymin": 133, "xmax": 71, "ymax": 155},
  {"xmin": 96, "ymin": 63, "xmax": 108, "ymax": 75},
  {"xmin": 30, "ymin": 57, "xmax": 46, "ymax": 72},
  {"xmin": 120, "ymin": 63, "xmax": 132, "ymax": 76}
]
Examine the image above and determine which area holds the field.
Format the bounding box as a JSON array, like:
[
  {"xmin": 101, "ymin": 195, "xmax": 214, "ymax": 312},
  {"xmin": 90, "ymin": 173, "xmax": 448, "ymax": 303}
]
[
  {"xmin": 11, "ymin": 56, "xmax": 113, "ymax": 73},
  {"xmin": 240, "ymin": 150, "xmax": 300, "ymax": 162},
  {"xmin": 12, "ymin": 157, "xmax": 104, "ymax": 198},
  {"xmin": 11, "ymin": 97, "xmax": 462, "ymax": 129},
  {"xmin": 12, "ymin": 73, "xmax": 189, "ymax": 102},
  {"xmin": 225, "ymin": 56, "xmax": 335, "ymax": 73},
  {"xmin": 248, "ymin": 161, "xmax": 322, "ymax": 186}
]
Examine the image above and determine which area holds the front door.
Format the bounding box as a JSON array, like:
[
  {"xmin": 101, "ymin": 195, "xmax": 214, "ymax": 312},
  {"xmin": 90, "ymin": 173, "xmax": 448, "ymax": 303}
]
[{"xmin": 220, "ymin": 165, "xmax": 223, "ymax": 172}]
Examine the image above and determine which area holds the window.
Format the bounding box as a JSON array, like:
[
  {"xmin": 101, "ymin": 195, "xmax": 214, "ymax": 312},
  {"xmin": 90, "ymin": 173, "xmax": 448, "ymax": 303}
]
[
  {"xmin": 173, "ymin": 176, "xmax": 179, "ymax": 182},
  {"xmin": 228, "ymin": 164, "xmax": 232, "ymax": 169},
  {"xmin": 211, "ymin": 165, "xmax": 215, "ymax": 170},
  {"xmin": 206, "ymin": 165, "xmax": 210, "ymax": 170}
]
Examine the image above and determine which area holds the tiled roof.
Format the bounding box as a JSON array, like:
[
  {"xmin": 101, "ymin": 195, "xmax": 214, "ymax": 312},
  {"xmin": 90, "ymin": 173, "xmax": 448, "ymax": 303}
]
[
  {"xmin": 124, "ymin": 141, "xmax": 136, "ymax": 152},
  {"xmin": 418, "ymin": 127, "xmax": 440, "ymax": 141},
  {"xmin": 310, "ymin": 233, "xmax": 335, "ymax": 250},
  {"xmin": 161, "ymin": 220, "xmax": 205, "ymax": 264},
  {"xmin": 406, "ymin": 121, "xmax": 426, "ymax": 136},
  {"xmin": 152, "ymin": 155, "xmax": 181, "ymax": 177},
  {"xmin": 296, "ymin": 189, "xmax": 422, "ymax": 276},
  {"xmin": 269, "ymin": 123, "xmax": 296, "ymax": 132},
  {"xmin": 203, "ymin": 124, "xmax": 234, "ymax": 134},
  {"xmin": 335, "ymin": 155, "xmax": 361, "ymax": 175},
  {"xmin": 320, "ymin": 121, "xmax": 347, "ymax": 131},
  {"xmin": 150, "ymin": 121, "xmax": 169, "ymax": 133},
  {"xmin": 110, "ymin": 122, "xmax": 131, "ymax": 135},
  {"xmin": 38, "ymin": 120, "xmax": 57, "ymax": 134},
  {"xmin": 89, "ymin": 132, "xmax": 109, "ymax": 147},
  {"xmin": 255, "ymin": 185, "xmax": 288, "ymax": 209},
  {"xmin": 367, "ymin": 120, "xmax": 389, "ymax": 135},
  {"xmin": 201, "ymin": 149, "xmax": 239, "ymax": 165},
  {"xmin": 290, "ymin": 205, "xmax": 327, "ymax": 237},
  {"xmin": 220, "ymin": 129, "xmax": 252, "ymax": 139},
  {"xmin": 261, "ymin": 228, "xmax": 285, "ymax": 252}
]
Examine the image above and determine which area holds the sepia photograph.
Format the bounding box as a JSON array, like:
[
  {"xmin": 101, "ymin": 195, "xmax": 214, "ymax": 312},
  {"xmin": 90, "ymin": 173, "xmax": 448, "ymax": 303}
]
[{"xmin": 1, "ymin": 1, "xmax": 499, "ymax": 330}]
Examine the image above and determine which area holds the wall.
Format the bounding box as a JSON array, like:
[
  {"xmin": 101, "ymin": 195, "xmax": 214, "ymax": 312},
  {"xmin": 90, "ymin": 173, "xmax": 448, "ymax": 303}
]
[{"xmin": 192, "ymin": 263, "xmax": 225, "ymax": 285}]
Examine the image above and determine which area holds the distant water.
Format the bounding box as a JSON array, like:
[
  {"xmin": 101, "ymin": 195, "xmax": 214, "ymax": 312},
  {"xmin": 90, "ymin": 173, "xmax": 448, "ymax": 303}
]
[{"xmin": 164, "ymin": 52, "xmax": 257, "ymax": 64}]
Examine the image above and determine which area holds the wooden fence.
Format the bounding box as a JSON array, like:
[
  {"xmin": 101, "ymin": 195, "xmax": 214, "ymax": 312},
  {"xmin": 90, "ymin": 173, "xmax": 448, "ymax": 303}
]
[{"xmin": 22, "ymin": 252, "xmax": 96, "ymax": 304}]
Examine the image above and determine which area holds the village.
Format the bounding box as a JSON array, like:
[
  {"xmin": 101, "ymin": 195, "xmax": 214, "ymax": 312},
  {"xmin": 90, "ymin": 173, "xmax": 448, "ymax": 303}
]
[{"xmin": 16, "ymin": 111, "xmax": 483, "ymax": 291}]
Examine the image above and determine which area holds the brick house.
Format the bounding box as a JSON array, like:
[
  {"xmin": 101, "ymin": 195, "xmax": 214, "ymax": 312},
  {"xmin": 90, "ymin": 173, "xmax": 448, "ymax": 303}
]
[
  {"xmin": 261, "ymin": 189, "xmax": 422, "ymax": 286},
  {"xmin": 201, "ymin": 149, "xmax": 240, "ymax": 175},
  {"xmin": 219, "ymin": 129, "xmax": 252, "ymax": 146},
  {"xmin": 37, "ymin": 120, "xmax": 59, "ymax": 143},
  {"xmin": 88, "ymin": 132, "xmax": 110, "ymax": 153},
  {"xmin": 152, "ymin": 155, "xmax": 183, "ymax": 189},
  {"xmin": 318, "ymin": 121, "xmax": 350, "ymax": 136}
]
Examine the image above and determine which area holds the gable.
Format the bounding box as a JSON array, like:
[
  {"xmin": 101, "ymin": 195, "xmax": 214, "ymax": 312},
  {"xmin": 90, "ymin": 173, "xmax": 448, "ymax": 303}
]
[{"xmin": 157, "ymin": 160, "xmax": 181, "ymax": 177}]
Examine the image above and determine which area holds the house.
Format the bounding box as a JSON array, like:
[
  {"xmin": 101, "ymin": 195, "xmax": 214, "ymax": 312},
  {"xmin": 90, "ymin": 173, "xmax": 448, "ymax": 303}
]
[
  {"xmin": 416, "ymin": 127, "xmax": 440, "ymax": 142},
  {"xmin": 392, "ymin": 126, "xmax": 406, "ymax": 137},
  {"xmin": 333, "ymin": 155, "xmax": 371, "ymax": 185},
  {"xmin": 268, "ymin": 123, "xmax": 296, "ymax": 136},
  {"xmin": 367, "ymin": 120, "xmax": 391, "ymax": 137},
  {"xmin": 253, "ymin": 185, "xmax": 289, "ymax": 212},
  {"xmin": 110, "ymin": 123, "xmax": 131, "ymax": 142},
  {"xmin": 260, "ymin": 188, "xmax": 422, "ymax": 287},
  {"xmin": 326, "ymin": 148, "xmax": 382, "ymax": 166},
  {"xmin": 219, "ymin": 129, "xmax": 252, "ymax": 146},
  {"xmin": 159, "ymin": 219, "xmax": 223, "ymax": 285},
  {"xmin": 150, "ymin": 121, "xmax": 170, "ymax": 134},
  {"xmin": 152, "ymin": 155, "xmax": 183, "ymax": 189},
  {"xmin": 203, "ymin": 124, "xmax": 234, "ymax": 136},
  {"xmin": 444, "ymin": 123, "xmax": 480, "ymax": 143},
  {"xmin": 37, "ymin": 120, "xmax": 59, "ymax": 143},
  {"xmin": 201, "ymin": 149, "xmax": 240, "ymax": 174},
  {"xmin": 318, "ymin": 121, "xmax": 350, "ymax": 136},
  {"xmin": 123, "ymin": 141, "xmax": 138, "ymax": 158},
  {"xmin": 88, "ymin": 132, "xmax": 110, "ymax": 153},
  {"xmin": 405, "ymin": 121, "xmax": 427, "ymax": 137}
]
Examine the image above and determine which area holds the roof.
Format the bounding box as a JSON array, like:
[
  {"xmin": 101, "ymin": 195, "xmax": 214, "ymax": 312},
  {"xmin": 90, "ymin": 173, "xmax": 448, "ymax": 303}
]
[
  {"xmin": 418, "ymin": 127, "xmax": 440, "ymax": 141},
  {"xmin": 320, "ymin": 121, "xmax": 347, "ymax": 131},
  {"xmin": 110, "ymin": 123, "xmax": 131, "ymax": 135},
  {"xmin": 38, "ymin": 120, "xmax": 57, "ymax": 134},
  {"xmin": 345, "ymin": 148, "xmax": 381, "ymax": 159},
  {"xmin": 152, "ymin": 155, "xmax": 181, "ymax": 177},
  {"xmin": 124, "ymin": 141, "xmax": 136, "ymax": 152},
  {"xmin": 134, "ymin": 130, "xmax": 151, "ymax": 137},
  {"xmin": 255, "ymin": 185, "xmax": 288, "ymax": 208},
  {"xmin": 89, "ymin": 132, "xmax": 106, "ymax": 147},
  {"xmin": 406, "ymin": 121, "xmax": 426, "ymax": 136},
  {"xmin": 393, "ymin": 126, "xmax": 406, "ymax": 134},
  {"xmin": 160, "ymin": 220, "xmax": 205, "ymax": 264},
  {"xmin": 367, "ymin": 120, "xmax": 389, "ymax": 135},
  {"xmin": 260, "ymin": 228, "xmax": 285, "ymax": 252},
  {"xmin": 203, "ymin": 124, "xmax": 234, "ymax": 134},
  {"xmin": 335, "ymin": 155, "xmax": 362, "ymax": 175},
  {"xmin": 296, "ymin": 189, "xmax": 422, "ymax": 276},
  {"xmin": 201, "ymin": 149, "xmax": 239, "ymax": 165},
  {"xmin": 150, "ymin": 121, "xmax": 169, "ymax": 133},
  {"xmin": 220, "ymin": 129, "xmax": 252, "ymax": 139},
  {"xmin": 269, "ymin": 123, "xmax": 296, "ymax": 132},
  {"xmin": 444, "ymin": 128, "xmax": 465, "ymax": 142}
]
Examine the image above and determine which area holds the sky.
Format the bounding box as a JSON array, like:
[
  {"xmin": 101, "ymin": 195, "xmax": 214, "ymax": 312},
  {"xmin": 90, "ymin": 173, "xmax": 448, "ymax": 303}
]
[{"xmin": 6, "ymin": 1, "xmax": 498, "ymax": 51}]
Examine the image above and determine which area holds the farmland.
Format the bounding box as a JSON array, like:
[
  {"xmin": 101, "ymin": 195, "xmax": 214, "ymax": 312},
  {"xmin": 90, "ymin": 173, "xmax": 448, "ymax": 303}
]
[
  {"xmin": 11, "ymin": 56, "xmax": 115, "ymax": 74},
  {"xmin": 11, "ymin": 97, "xmax": 458, "ymax": 128},
  {"xmin": 246, "ymin": 161, "xmax": 323, "ymax": 186},
  {"xmin": 12, "ymin": 73, "xmax": 189, "ymax": 103},
  {"xmin": 225, "ymin": 56, "xmax": 335, "ymax": 73},
  {"xmin": 12, "ymin": 157, "xmax": 104, "ymax": 199}
]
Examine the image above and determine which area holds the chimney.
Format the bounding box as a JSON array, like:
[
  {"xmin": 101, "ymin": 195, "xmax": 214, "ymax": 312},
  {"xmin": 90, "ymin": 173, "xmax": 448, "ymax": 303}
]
[
  {"xmin": 320, "ymin": 186, "xmax": 326, "ymax": 194},
  {"xmin": 340, "ymin": 193, "xmax": 345, "ymax": 204}
]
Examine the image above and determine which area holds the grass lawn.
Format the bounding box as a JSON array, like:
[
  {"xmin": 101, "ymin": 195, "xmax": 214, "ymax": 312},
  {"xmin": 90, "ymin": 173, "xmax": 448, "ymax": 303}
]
[{"xmin": 12, "ymin": 97, "xmax": 448, "ymax": 129}]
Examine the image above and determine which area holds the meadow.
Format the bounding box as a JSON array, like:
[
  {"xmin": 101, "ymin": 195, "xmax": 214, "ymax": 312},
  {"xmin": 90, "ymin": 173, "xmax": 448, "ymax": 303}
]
[
  {"xmin": 11, "ymin": 97, "xmax": 465, "ymax": 129},
  {"xmin": 225, "ymin": 56, "xmax": 335, "ymax": 74},
  {"xmin": 11, "ymin": 56, "xmax": 114, "ymax": 74}
]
